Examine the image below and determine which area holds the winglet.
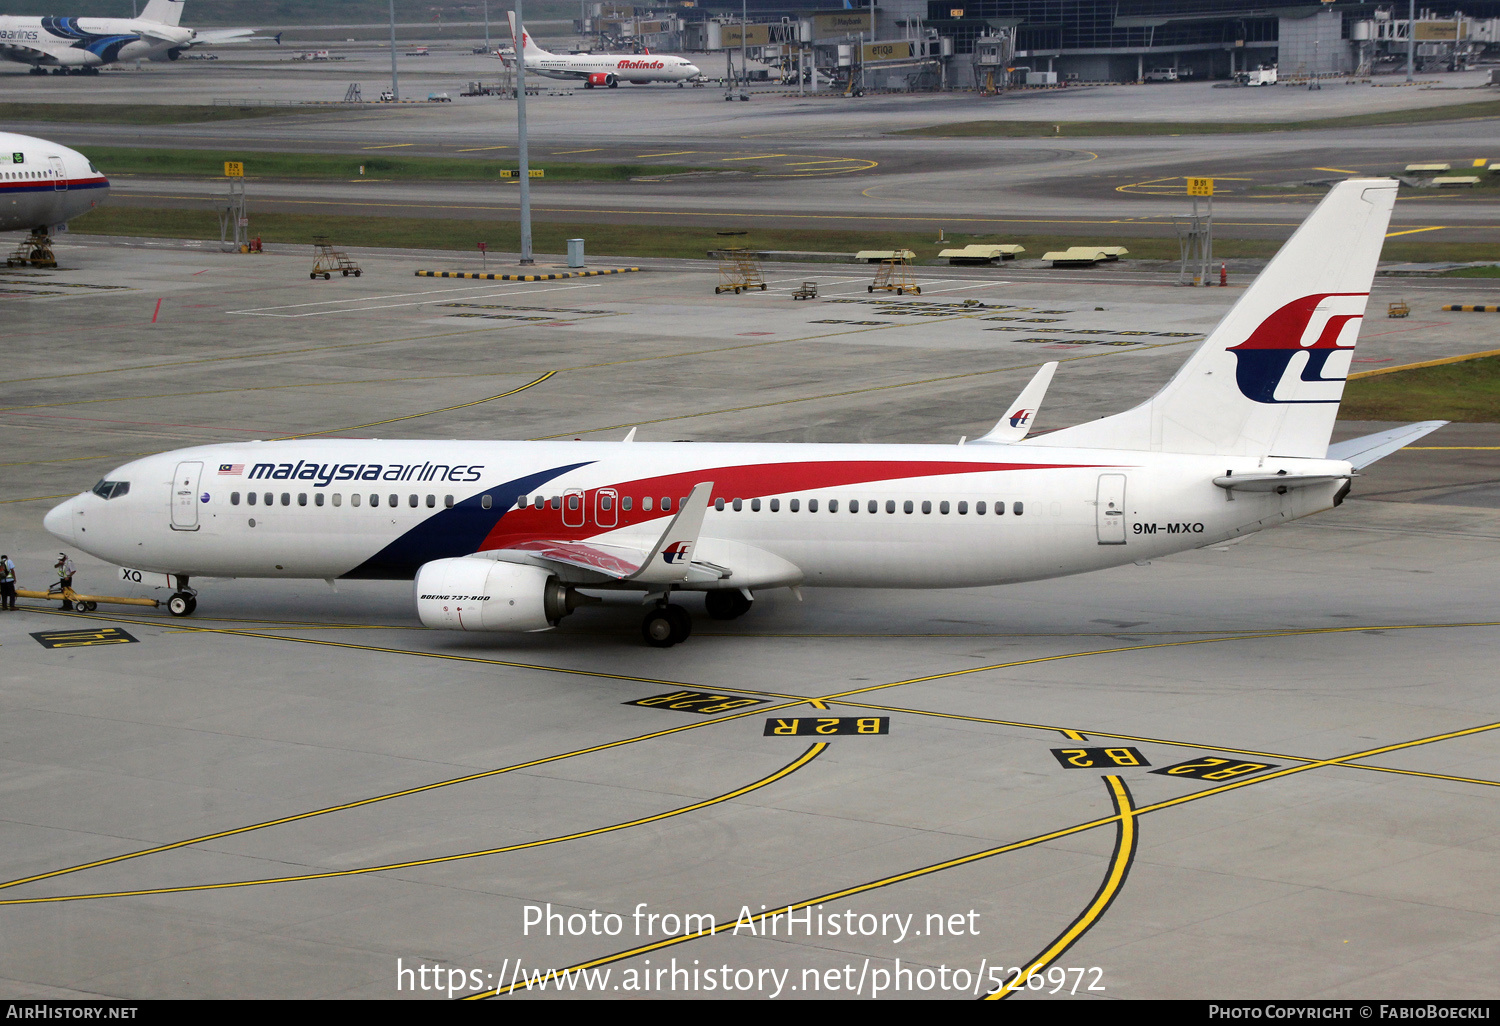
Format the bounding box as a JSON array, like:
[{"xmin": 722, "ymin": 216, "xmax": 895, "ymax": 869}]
[
  {"xmin": 628, "ymin": 481, "xmax": 714, "ymax": 584},
  {"xmin": 973, "ymin": 362, "xmax": 1057, "ymax": 444}
]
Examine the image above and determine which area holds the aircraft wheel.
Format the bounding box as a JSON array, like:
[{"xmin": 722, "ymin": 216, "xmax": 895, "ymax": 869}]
[
  {"xmin": 867, "ymin": 286, "xmax": 874, "ymax": 293},
  {"xmin": 664, "ymin": 604, "xmax": 691, "ymax": 642},
  {"xmin": 641, "ymin": 607, "xmax": 676, "ymax": 647},
  {"xmin": 704, "ymin": 589, "xmax": 751, "ymax": 621},
  {"xmin": 79, "ymin": 601, "xmax": 97, "ymax": 612},
  {"xmin": 310, "ymin": 273, "xmax": 318, "ymax": 279},
  {"xmin": 185, "ymin": 597, "xmax": 197, "ymax": 614},
  {"xmin": 167, "ymin": 593, "xmax": 193, "ymax": 617}
]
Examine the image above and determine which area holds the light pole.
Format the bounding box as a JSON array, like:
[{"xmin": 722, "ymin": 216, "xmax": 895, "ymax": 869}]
[
  {"xmin": 388, "ymin": 0, "xmax": 399, "ymax": 101},
  {"xmin": 515, "ymin": 0, "xmax": 534, "ymax": 264},
  {"xmin": 484, "ymin": 0, "xmax": 490, "ymax": 51},
  {"xmin": 1406, "ymin": 0, "xmax": 1415, "ymax": 82}
]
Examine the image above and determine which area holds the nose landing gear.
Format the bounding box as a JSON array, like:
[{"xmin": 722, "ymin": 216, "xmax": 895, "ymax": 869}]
[{"xmin": 167, "ymin": 574, "xmax": 197, "ymax": 617}]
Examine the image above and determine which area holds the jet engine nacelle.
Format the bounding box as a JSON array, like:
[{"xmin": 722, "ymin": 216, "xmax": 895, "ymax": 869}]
[
  {"xmin": 415, "ymin": 557, "xmax": 570, "ymax": 632},
  {"xmin": 584, "ymin": 72, "xmax": 617, "ymax": 87}
]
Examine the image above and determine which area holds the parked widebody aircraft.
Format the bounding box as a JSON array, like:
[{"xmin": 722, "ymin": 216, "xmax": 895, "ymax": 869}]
[
  {"xmin": 507, "ymin": 12, "xmax": 699, "ymax": 88},
  {"xmin": 44, "ymin": 180, "xmax": 1443, "ymax": 646},
  {"xmin": 0, "ymin": 0, "xmax": 261, "ymax": 74},
  {"xmin": 0, "ymin": 130, "xmax": 108, "ymax": 232}
]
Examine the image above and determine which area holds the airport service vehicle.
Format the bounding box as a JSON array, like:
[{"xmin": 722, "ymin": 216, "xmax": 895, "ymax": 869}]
[
  {"xmin": 1238, "ymin": 66, "xmax": 1278, "ymax": 86},
  {"xmin": 1143, "ymin": 67, "xmax": 1178, "ymax": 82},
  {"xmin": 0, "ymin": 130, "xmax": 109, "ymax": 232},
  {"xmin": 45, "ymin": 180, "xmax": 1444, "ymax": 646},
  {"xmin": 0, "ymin": 0, "xmax": 258, "ymax": 74},
  {"xmin": 507, "ymin": 12, "xmax": 700, "ymax": 88}
]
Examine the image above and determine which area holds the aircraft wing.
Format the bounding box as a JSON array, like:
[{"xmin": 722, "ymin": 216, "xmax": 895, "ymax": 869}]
[
  {"xmin": 489, "ymin": 482, "xmax": 726, "ymax": 585},
  {"xmin": 0, "ymin": 42, "xmax": 61, "ymax": 66},
  {"xmin": 187, "ymin": 28, "xmax": 267, "ymax": 45}
]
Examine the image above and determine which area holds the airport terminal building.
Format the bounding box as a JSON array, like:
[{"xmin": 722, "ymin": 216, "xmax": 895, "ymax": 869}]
[{"xmin": 675, "ymin": 0, "xmax": 1500, "ymax": 84}]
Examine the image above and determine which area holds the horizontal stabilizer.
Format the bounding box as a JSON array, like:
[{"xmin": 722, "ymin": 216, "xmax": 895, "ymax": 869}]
[
  {"xmin": 973, "ymin": 362, "xmax": 1057, "ymax": 444},
  {"xmin": 1326, "ymin": 420, "xmax": 1448, "ymax": 470}
]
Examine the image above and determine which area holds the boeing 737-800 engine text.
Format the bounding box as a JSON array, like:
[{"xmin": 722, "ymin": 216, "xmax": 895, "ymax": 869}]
[
  {"xmin": 507, "ymin": 12, "xmax": 699, "ymax": 87},
  {"xmin": 43, "ymin": 180, "xmax": 1445, "ymax": 646}
]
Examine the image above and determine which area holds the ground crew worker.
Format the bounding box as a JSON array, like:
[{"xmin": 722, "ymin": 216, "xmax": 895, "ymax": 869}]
[
  {"xmin": 0, "ymin": 554, "xmax": 15, "ymax": 610},
  {"xmin": 54, "ymin": 552, "xmax": 75, "ymax": 610}
]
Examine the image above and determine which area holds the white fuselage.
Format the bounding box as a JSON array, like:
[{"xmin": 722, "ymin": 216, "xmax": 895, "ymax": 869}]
[
  {"xmin": 0, "ymin": 15, "xmax": 192, "ymax": 68},
  {"xmin": 0, "ymin": 131, "xmax": 109, "ymax": 232},
  {"xmin": 44, "ymin": 439, "xmax": 1347, "ymax": 589},
  {"xmin": 524, "ymin": 51, "xmax": 700, "ymax": 84}
]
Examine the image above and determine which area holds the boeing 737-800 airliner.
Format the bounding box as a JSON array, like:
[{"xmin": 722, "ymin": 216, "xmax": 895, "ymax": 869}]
[
  {"xmin": 44, "ymin": 180, "xmax": 1442, "ymax": 646},
  {"xmin": 508, "ymin": 12, "xmax": 700, "ymax": 87}
]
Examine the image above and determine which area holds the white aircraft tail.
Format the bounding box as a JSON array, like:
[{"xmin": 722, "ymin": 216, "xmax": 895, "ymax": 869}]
[
  {"xmin": 1025, "ymin": 178, "xmax": 1398, "ymax": 459},
  {"xmin": 140, "ymin": 0, "xmax": 186, "ymax": 26},
  {"xmin": 507, "ymin": 12, "xmax": 552, "ymax": 55}
]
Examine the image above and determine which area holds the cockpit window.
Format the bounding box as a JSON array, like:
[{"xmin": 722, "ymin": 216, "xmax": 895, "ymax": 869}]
[{"xmin": 91, "ymin": 480, "xmax": 130, "ymax": 500}]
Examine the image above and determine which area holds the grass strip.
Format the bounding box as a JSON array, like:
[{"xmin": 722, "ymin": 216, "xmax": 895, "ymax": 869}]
[
  {"xmin": 1342, "ymin": 353, "xmax": 1500, "ymax": 422},
  {"xmin": 0, "ymin": 102, "xmax": 312, "ymax": 125},
  {"xmin": 896, "ymin": 99, "xmax": 1500, "ymax": 138},
  {"xmin": 83, "ymin": 146, "xmax": 717, "ymax": 182}
]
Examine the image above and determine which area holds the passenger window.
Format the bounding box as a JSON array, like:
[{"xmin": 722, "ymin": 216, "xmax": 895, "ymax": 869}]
[
  {"xmin": 389, "ymin": 494, "xmax": 398, "ymax": 507},
  {"xmin": 622, "ymin": 496, "xmax": 633, "ymax": 511},
  {"xmin": 263, "ymin": 493, "xmax": 272, "ymax": 506},
  {"xmin": 370, "ymin": 494, "xmax": 380, "ymax": 507},
  {"xmin": 868, "ymin": 500, "xmax": 877, "ymax": 513},
  {"xmin": 280, "ymin": 493, "xmax": 290, "ymax": 506},
  {"xmin": 333, "ymin": 494, "xmax": 343, "ymax": 507},
  {"xmin": 751, "ymin": 498, "xmax": 761, "ymax": 512},
  {"xmin": 426, "ymin": 495, "xmax": 435, "ymax": 508},
  {"xmin": 714, "ymin": 498, "xmax": 725, "ymax": 511},
  {"xmin": 732, "ymin": 498, "xmax": 742, "ymax": 511},
  {"xmin": 601, "ymin": 495, "xmax": 613, "ymax": 511},
  {"xmin": 444, "ymin": 495, "xmax": 453, "ymax": 508},
  {"xmin": 921, "ymin": 501, "xmax": 931, "ymax": 514},
  {"xmin": 977, "ymin": 501, "xmax": 987, "ymax": 515},
  {"xmin": 996, "ymin": 500, "xmax": 1006, "ymax": 515},
  {"xmin": 298, "ymin": 493, "xmax": 307, "ymax": 506},
  {"xmin": 533, "ymin": 496, "xmax": 544, "ymax": 509},
  {"xmin": 661, "ymin": 497, "xmax": 672, "ymax": 512},
  {"xmin": 828, "ymin": 499, "xmax": 838, "ymax": 512},
  {"xmin": 790, "ymin": 498, "xmax": 800, "ymax": 512},
  {"xmin": 408, "ymin": 494, "xmax": 418, "ymax": 508},
  {"xmin": 808, "ymin": 499, "xmax": 818, "ymax": 512},
  {"xmin": 517, "ymin": 494, "xmax": 527, "ymax": 507},
  {"xmin": 567, "ymin": 495, "xmax": 580, "ymax": 511},
  {"xmin": 351, "ymin": 493, "xmax": 361, "ymax": 507},
  {"xmin": 903, "ymin": 500, "xmax": 914, "ymax": 514},
  {"xmin": 1014, "ymin": 502, "xmax": 1024, "ymax": 515},
  {"xmin": 940, "ymin": 501, "xmax": 949, "ymax": 514},
  {"xmin": 643, "ymin": 497, "xmax": 654, "ymax": 511},
  {"xmin": 885, "ymin": 500, "xmax": 895, "ymax": 513},
  {"xmin": 231, "ymin": 492, "xmax": 240, "ymax": 506},
  {"xmin": 481, "ymin": 495, "xmax": 492, "ymax": 510},
  {"xmin": 769, "ymin": 498, "xmax": 779, "ymax": 512},
  {"xmin": 958, "ymin": 501, "xmax": 968, "ymax": 514},
  {"xmin": 550, "ymin": 496, "xmax": 561, "ymax": 510},
  {"xmin": 315, "ymin": 493, "xmax": 325, "ymax": 507}
]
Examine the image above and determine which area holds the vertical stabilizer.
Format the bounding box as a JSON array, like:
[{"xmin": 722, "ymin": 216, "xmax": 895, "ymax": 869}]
[
  {"xmin": 140, "ymin": 0, "xmax": 186, "ymax": 26},
  {"xmin": 1025, "ymin": 179, "xmax": 1398, "ymax": 459},
  {"xmin": 507, "ymin": 12, "xmax": 551, "ymax": 55}
]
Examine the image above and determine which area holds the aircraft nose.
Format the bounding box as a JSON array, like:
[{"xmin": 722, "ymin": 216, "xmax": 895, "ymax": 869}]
[
  {"xmin": 44, "ymin": 496, "xmax": 77, "ymax": 544},
  {"xmin": 687, "ymin": 65, "xmax": 700, "ymax": 75}
]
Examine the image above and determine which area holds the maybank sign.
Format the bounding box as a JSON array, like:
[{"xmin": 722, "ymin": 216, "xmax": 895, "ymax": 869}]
[{"xmin": 813, "ymin": 12, "xmax": 872, "ymax": 37}]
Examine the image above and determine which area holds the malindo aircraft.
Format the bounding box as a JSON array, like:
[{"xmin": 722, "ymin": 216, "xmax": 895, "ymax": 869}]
[
  {"xmin": 45, "ymin": 180, "xmax": 1446, "ymax": 647},
  {"xmin": 0, "ymin": 0, "xmax": 262, "ymax": 74},
  {"xmin": 507, "ymin": 12, "xmax": 700, "ymax": 88},
  {"xmin": 0, "ymin": 130, "xmax": 109, "ymax": 232}
]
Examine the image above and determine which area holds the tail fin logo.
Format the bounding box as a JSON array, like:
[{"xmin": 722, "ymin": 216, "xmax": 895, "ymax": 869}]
[
  {"xmin": 661, "ymin": 541, "xmax": 692, "ymax": 564},
  {"xmin": 1007, "ymin": 408, "xmax": 1034, "ymax": 429},
  {"xmin": 1227, "ymin": 293, "xmax": 1367, "ymax": 404}
]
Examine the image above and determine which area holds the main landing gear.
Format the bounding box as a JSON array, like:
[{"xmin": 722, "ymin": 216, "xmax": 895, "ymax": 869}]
[
  {"xmin": 641, "ymin": 602, "xmax": 691, "ymax": 648},
  {"xmin": 166, "ymin": 575, "xmax": 197, "ymax": 617}
]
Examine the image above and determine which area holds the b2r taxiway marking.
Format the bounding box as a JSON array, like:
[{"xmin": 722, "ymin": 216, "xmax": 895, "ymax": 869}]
[{"xmin": 30, "ymin": 627, "xmax": 138, "ymax": 649}]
